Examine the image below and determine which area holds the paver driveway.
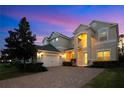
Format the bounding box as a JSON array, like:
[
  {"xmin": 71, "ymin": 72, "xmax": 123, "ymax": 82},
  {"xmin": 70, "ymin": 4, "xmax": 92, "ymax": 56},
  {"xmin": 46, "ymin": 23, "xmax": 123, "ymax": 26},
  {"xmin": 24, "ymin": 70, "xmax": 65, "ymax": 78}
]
[{"xmin": 0, "ymin": 66, "xmax": 104, "ymax": 88}]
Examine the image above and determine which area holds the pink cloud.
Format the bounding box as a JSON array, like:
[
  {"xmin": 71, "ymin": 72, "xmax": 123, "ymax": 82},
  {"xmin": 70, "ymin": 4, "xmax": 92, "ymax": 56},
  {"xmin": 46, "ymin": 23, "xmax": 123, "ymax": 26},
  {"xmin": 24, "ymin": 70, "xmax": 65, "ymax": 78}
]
[
  {"xmin": 35, "ymin": 35, "xmax": 44, "ymax": 45},
  {"xmin": 2, "ymin": 11, "xmax": 84, "ymax": 31}
]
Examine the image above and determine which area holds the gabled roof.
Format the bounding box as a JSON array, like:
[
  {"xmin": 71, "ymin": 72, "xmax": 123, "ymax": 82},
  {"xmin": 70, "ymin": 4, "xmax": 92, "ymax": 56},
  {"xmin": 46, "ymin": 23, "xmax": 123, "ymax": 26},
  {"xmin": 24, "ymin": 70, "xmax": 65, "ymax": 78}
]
[
  {"xmin": 90, "ymin": 20, "xmax": 118, "ymax": 26},
  {"xmin": 49, "ymin": 32, "xmax": 71, "ymax": 40},
  {"xmin": 35, "ymin": 44, "xmax": 60, "ymax": 52},
  {"xmin": 42, "ymin": 37, "xmax": 49, "ymax": 43},
  {"xmin": 65, "ymin": 47, "xmax": 74, "ymax": 51},
  {"xmin": 73, "ymin": 24, "xmax": 89, "ymax": 34}
]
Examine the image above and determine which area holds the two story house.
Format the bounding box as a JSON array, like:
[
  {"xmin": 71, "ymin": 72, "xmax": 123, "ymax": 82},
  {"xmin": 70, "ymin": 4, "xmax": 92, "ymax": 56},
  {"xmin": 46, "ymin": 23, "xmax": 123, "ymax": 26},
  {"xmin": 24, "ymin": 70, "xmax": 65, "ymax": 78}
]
[{"xmin": 36, "ymin": 20, "xmax": 119, "ymax": 67}]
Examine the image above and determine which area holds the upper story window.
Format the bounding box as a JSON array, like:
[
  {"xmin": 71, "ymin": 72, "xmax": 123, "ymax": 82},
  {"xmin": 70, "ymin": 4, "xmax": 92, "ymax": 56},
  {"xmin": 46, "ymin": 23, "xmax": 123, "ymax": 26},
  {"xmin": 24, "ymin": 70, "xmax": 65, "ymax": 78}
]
[
  {"xmin": 91, "ymin": 22, "xmax": 97, "ymax": 27},
  {"xmin": 99, "ymin": 28, "xmax": 108, "ymax": 41},
  {"xmin": 51, "ymin": 38, "xmax": 59, "ymax": 43},
  {"xmin": 56, "ymin": 38, "xmax": 59, "ymax": 41},
  {"xmin": 78, "ymin": 33, "xmax": 87, "ymax": 48}
]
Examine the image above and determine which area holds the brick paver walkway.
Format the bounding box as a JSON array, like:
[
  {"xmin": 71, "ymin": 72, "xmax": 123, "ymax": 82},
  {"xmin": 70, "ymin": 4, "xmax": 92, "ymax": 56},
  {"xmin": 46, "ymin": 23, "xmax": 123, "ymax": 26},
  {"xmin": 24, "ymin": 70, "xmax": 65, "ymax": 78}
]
[{"xmin": 0, "ymin": 66, "xmax": 104, "ymax": 88}]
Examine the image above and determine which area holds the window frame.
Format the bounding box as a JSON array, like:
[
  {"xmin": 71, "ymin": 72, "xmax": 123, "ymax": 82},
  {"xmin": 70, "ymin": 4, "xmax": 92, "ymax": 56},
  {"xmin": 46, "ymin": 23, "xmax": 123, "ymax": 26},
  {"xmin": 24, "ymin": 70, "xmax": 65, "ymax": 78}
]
[
  {"xmin": 98, "ymin": 28, "xmax": 109, "ymax": 42},
  {"xmin": 97, "ymin": 49, "xmax": 111, "ymax": 61}
]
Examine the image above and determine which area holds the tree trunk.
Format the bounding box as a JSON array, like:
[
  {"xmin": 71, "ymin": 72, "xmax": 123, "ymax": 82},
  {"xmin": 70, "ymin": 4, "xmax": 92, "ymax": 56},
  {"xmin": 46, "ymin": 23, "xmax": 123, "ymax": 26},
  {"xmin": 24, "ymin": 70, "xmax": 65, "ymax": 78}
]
[
  {"xmin": 32, "ymin": 57, "xmax": 34, "ymax": 63},
  {"xmin": 23, "ymin": 59, "xmax": 26, "ymax": 70}
]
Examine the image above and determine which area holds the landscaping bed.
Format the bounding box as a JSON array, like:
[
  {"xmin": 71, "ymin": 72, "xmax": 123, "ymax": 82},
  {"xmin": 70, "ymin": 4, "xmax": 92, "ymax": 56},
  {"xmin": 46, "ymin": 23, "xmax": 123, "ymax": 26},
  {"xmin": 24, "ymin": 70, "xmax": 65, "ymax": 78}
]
[
  {"xmin": 15, "ymin": 62, "xmax": 48, "ymax": 72},
  {"xmin": 91, "ymin": 61, "xmax": 120, "ymax": 68}
]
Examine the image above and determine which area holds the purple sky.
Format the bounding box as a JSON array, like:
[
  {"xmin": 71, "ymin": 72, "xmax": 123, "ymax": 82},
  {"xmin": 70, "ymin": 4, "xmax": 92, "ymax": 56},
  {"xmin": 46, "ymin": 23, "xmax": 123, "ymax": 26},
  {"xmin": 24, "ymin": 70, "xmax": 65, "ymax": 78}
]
[{"xmin": 0, "ymin": 5, "xmax": 124, "ymax": 49}]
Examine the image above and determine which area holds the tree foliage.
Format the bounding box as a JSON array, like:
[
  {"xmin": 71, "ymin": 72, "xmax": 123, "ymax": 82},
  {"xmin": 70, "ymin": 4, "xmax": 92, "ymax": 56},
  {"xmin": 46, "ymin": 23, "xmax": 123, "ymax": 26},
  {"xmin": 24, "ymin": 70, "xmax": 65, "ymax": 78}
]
[
  {"xmin": 1, "ymin": 17, "xmax": 36, "ymax": 63},
  {"xmin": 118, "ymin": 34, "xmax": 124, "ymax": 56}
]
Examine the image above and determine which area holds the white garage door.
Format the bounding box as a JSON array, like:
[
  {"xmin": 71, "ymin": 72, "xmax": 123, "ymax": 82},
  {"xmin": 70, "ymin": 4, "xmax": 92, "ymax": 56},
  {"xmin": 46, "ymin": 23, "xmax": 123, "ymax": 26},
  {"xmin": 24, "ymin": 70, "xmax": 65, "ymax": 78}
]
[{"xmin": 43, "ymin": 54, "xmax": 62, "ymax": 67}]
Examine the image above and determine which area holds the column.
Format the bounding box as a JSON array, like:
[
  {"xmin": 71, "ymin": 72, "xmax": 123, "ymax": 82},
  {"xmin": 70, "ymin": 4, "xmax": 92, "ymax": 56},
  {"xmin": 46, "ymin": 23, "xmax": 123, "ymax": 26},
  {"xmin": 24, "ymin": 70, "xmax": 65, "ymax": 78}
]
[{"xmin": 87, "ymin": 31, "xmax": 92, "ymax": 65}]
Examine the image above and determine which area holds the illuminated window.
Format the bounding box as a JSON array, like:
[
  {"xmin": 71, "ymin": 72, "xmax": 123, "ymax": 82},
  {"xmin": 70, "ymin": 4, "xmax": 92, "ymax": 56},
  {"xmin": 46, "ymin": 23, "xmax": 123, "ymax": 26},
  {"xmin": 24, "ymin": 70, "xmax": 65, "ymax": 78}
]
[
  {"xmin": 78, "ymin": 34, "xmax": 87, "ymax": 48},
  {"xmin": 56, "ymin": 38, "xmax": 58, "ymax": 41},
  {"xmin": 104, "ymin": 51, "xmax": 110, "ymax": 61},
  {"xmin": 65, "ymin": 51, "xmax": 74, "ymax": 61},
  {"xmin": 37, "ymin": 52, "xmax": 43, "ymax": 59},
  {"xmin": 71, "ymin": 52, "xmax": 75, "ymax": 59},
  {"xmin": 97, "ymin": 50, "xmax": 110, "ymax": 61},
  {"xmin": 97, "ymin": 52, "xmax": 103, "ymax": 61}
]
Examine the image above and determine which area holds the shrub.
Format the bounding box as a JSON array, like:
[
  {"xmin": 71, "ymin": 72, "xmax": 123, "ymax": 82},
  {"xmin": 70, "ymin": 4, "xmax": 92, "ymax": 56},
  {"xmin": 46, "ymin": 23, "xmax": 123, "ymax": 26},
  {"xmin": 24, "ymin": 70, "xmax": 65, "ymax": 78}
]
[
  {"xmin": 91, "ymin": 61, "xmax": 119, "ymax": 68},
  {"xmin": 15, "ymin": 62, "xmax": 48, "ymax": 72},
  {"xmin": 119, "ymin": 55, "xmax": 124, "ymax": 62},
  {"xmin": 63, "ymin": 61, "xmax": 72, "ymax": 66}
]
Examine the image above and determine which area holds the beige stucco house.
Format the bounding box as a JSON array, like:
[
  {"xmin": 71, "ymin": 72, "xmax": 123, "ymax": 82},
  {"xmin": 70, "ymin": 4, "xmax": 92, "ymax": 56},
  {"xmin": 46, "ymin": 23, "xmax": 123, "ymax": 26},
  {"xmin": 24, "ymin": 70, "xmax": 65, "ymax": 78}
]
[{"xmin": 36, "ymin": 20, "xmax": 119, "ymax": 67}]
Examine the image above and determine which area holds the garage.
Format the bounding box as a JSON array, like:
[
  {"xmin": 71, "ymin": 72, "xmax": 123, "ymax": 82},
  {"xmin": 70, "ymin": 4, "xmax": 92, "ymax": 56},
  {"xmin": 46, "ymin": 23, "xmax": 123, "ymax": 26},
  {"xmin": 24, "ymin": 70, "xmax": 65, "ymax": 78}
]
[
  {"xmin": 36, "ymin": 44, "xmax": 62, "ymax": 67},
  {"xmin": 43, "ymin": 53, "xmax": 62, "ymax": 67}
]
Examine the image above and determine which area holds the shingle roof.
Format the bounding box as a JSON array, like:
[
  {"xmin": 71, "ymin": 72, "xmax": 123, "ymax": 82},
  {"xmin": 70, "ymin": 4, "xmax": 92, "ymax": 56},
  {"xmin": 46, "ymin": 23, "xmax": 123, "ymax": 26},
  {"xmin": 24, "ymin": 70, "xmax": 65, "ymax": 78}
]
[
  {"xmin": 49, "ymin": 32, "xmax": 71, "ymax": 40},
  {"xmin": 35, "ymin": 44, "xmax": 60, "ymax": 52},
  {"xmin": 65, "ymin": 47, "xmax": 74, "ymax": 51}
]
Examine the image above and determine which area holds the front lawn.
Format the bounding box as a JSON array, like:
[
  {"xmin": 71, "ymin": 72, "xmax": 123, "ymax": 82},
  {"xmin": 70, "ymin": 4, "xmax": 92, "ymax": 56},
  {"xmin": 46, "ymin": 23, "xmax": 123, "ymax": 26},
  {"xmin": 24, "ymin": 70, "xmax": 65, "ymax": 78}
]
[
  {"xmin": 84, "ymin": 67, "xmax": 124, "ymax": 88},
  {"xmin": 0, "ymin": 63, "xmax": 33, "ymax": 80}
]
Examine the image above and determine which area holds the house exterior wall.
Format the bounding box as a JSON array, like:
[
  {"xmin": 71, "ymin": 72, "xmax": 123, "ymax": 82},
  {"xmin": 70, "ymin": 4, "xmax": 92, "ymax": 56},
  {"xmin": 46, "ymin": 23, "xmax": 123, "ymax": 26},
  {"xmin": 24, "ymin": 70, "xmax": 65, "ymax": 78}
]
[
  {"xmin": 42, "ymin": 37, "xmax": 49, "ymax": 45},
  {"xmin": 41, "ymin": 20, "xmax": 119, "ymax": 67},
  {"xmin": 73, "ymin": 21, "xmax": 118, "ymax": 66},
  {"xmin": 94, "ymin": 25, "xmax": 118, "ymax": 61}
]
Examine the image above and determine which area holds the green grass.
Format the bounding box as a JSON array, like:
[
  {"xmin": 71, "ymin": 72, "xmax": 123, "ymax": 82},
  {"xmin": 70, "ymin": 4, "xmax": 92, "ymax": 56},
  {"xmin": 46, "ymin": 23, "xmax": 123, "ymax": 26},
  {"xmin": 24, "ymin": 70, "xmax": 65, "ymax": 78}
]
[
  {"xmin": 84, "ymin": 67, "xmax": 124, "ymax": 88},
  {"xmin": 0, "ymin": 64, "xmax": 33, "ymax": 80}
]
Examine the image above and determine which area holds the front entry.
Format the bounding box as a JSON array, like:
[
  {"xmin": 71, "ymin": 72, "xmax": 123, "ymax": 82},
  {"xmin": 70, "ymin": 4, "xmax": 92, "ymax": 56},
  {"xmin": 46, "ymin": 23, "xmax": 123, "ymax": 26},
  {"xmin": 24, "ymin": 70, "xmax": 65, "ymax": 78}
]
[
  {"xmin": 77, "ymin": 50, "xmax": 88, "ymax": 66},
  {"xmin": 77, "ymin": 49, "xmax": 83, "ymax": 66},
  {"xmin": 84, "ymin": 52, "xmax": 88, "ymax": 66}
]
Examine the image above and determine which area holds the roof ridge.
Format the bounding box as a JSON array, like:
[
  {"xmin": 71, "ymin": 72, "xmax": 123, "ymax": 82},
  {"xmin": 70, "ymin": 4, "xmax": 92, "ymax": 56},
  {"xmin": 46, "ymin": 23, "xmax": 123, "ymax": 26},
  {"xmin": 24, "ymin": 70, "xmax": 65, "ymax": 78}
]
[
  {"xmin": 90, "ymin": 20, "xmax": 118, "ymax": 25},
  {"xmin": 35, "ymin": 44, "xmax": 60, "ymax": 52}
]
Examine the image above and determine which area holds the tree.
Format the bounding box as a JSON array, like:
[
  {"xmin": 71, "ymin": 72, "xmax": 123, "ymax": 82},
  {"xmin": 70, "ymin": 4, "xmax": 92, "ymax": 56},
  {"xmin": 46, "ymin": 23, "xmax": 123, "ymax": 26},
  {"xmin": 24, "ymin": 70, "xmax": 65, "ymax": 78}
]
[
  {"xmin": 3, "ymin": 17, "xmax": 36, "ymax": 66},
  {"xmin": 4, "ymin": 31, "xmax": 19, "ymax": 59},
  {"xmin": 118, "ymin": 34, "xmax": 124, "ymax": 56}
]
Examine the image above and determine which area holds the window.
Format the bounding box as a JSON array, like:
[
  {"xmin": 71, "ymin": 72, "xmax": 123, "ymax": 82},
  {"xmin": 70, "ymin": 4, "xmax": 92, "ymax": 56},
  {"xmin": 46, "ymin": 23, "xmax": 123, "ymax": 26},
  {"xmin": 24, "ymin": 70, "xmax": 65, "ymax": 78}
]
[
  {"xmin": 91, "ymin": 23, "xmax": 97, "ymax": 27},
  {"xmin": 71, "ymin": 52, "xmax": 75, "ymax": 59},
  {"xmin": 97, "ymin": 52, "xmax": 103, "ymax": 60},
  {"xmin": 78, "ymin": 34, "xmax": 87, "ymax": 48},
  {"xmin": 97, "ymin": 50, "xmax": 110, "ymax": 61},
  {"xmin": 56, "ymin": 38, "xmax": 58, "ymax": 41},
  {"xmin": 99, "ymin": 31, "xmax": 107, "ymax": 41},
  {"xmin": 104, "ymin": 51, "xmax": 110, "ymax": 61}
]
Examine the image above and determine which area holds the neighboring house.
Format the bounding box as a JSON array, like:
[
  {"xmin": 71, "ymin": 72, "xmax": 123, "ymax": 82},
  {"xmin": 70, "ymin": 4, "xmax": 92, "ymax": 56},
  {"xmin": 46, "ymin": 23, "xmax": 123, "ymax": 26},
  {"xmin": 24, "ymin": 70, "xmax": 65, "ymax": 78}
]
[{"xmin": 36, "ymin": 20, "xmax": 119, "ymax": 67}]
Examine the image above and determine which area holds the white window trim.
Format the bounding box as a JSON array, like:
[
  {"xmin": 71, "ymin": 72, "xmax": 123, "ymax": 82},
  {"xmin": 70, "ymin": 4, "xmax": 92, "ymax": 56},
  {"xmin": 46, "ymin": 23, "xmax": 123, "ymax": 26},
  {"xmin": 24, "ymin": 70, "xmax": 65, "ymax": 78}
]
[
  {"xmin": 98, "ymin": 28, "xmax": 109, "ymax": 42},
  {"xmin": 96, "ymin": 49, "xmax": 111, "ymax": 61},
  {"xmin": 98, "ymin": 30, "xmax": 108, "ymax": 41}
]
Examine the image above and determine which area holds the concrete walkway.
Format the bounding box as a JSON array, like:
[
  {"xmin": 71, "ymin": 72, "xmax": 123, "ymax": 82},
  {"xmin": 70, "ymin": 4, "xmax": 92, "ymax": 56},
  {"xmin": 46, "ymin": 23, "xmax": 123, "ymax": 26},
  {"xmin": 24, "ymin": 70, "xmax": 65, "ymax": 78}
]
[{"xmin": 0, "ymin": 66, "xmax": 104, "ymax": 88}]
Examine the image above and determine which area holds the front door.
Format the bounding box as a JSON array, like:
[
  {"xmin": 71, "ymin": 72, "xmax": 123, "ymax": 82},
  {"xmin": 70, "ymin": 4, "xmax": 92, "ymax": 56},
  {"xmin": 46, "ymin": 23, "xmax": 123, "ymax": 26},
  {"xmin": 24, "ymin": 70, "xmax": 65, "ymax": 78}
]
[{"xmin": 84, "ymin": 53, "xmax": 88, "ymax": 66}]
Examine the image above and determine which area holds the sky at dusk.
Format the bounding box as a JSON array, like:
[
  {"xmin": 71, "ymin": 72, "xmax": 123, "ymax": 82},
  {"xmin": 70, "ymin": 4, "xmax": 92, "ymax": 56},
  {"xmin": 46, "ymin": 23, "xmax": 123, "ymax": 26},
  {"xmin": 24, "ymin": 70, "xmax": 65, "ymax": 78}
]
[{"xmin": 0, "ymin": 5, "xmax": 124, "ymax": 49}]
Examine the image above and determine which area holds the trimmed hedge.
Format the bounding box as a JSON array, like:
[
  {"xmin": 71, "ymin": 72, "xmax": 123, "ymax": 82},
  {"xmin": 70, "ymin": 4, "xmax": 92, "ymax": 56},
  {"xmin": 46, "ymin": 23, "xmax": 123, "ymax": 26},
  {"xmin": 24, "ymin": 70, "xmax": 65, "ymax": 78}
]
[
  {"xmin": 91, "ymin": 61, "xmax": 119, "ymax": 68},
  {"xmin": 63, "ymin": 61, "xmax": 72, "ymax": 66},
  {"xmin": 15, "ymin": 63, "xmax": 48, "ymax": 72},
  {"xmin": 119, "ymin": 56, "xmax": 124, "ymax": 62}
]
